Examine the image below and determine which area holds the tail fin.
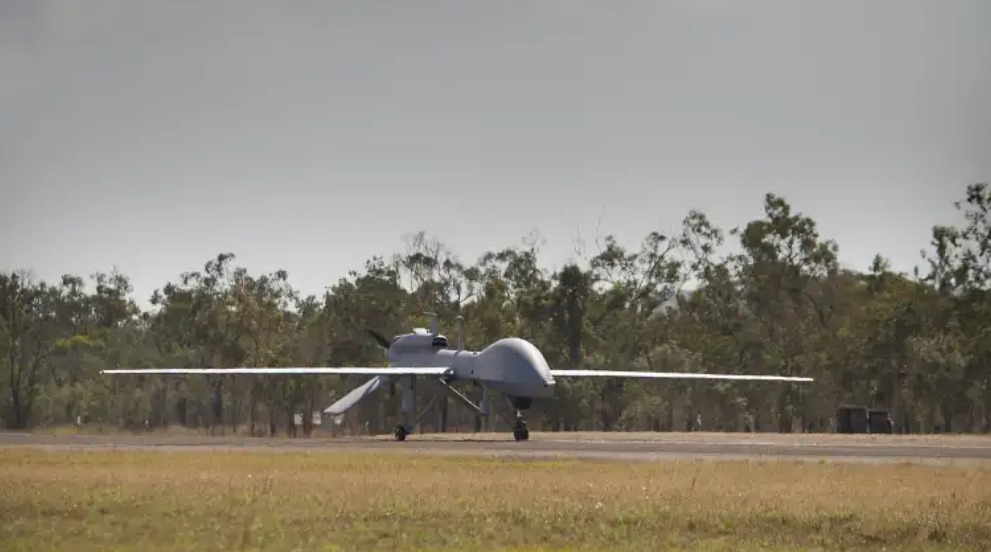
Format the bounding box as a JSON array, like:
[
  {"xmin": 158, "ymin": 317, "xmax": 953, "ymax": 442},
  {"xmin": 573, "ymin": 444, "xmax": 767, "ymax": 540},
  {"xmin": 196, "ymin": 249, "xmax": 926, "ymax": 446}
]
[
  {"xmin": 323, "ymin": 375, "xmax": 389, "ymax": 418},
  {"xmin": 425, "ymin": 311, "xmax": 439, "ymax": 335}
]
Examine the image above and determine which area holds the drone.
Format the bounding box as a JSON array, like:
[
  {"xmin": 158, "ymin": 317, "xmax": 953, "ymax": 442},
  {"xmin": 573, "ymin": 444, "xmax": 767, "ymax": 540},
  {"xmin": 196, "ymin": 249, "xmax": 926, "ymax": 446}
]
[{"xmin": 101, "ymin": 312, "xmax": 813, "ymax": 441}]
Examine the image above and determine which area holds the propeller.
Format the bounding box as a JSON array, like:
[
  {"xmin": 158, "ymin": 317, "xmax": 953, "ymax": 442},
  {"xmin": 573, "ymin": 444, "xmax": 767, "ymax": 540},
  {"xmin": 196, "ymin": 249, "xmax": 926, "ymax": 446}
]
[
  {"xmin": 365, "ymin": 328, "xmax": 397, "ymax": 398},
  {"xmin": 367, "ymin": 328, "xmax": 393, "ymax": 350}
]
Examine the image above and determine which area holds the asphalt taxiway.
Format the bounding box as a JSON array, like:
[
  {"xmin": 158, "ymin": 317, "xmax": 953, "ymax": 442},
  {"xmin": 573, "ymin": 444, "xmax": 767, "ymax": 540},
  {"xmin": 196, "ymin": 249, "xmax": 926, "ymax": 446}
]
[{"xmin": 3, "ymin": 431, "xmax": 991, "ymax": 464}]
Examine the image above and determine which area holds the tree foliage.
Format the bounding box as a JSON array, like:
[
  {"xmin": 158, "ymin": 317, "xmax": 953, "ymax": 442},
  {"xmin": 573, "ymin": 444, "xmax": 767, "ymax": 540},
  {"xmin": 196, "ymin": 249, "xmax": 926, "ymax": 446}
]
[{"xmin": 3, "ymin": 184, "xmax": 989, "ymax": 435}]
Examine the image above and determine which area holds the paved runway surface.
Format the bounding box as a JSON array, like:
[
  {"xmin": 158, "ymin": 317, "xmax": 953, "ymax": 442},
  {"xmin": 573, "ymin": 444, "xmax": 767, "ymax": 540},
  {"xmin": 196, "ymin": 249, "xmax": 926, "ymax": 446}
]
[{"xmin": 4, "ymin": 431, "xmax": 991, "ymax": 464}]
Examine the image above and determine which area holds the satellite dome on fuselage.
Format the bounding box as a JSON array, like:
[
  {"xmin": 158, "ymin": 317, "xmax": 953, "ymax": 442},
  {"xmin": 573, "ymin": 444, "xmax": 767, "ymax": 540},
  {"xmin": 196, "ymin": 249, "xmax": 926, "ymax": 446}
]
[
  {"xmin": 388, "ymin": 331, "xmax": 448, "ymax": 354},
  {"xmin": 470, "ymin": 337, "xmax": 555, "ymax": 398}
]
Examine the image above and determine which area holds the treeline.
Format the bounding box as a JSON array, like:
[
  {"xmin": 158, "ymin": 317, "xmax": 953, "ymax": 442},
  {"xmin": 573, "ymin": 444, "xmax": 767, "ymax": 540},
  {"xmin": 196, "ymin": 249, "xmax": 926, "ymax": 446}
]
[{"xmin": 2, "ymin": 184, "xmax": 989, "ymax": 436}]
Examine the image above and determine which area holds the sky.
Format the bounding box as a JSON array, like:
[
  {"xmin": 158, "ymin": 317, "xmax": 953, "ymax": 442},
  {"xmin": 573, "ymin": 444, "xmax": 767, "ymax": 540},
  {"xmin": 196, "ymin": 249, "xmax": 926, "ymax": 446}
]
[{"xmin": 2, "ymin": 1, "xmax": 990, "ymax": 306}]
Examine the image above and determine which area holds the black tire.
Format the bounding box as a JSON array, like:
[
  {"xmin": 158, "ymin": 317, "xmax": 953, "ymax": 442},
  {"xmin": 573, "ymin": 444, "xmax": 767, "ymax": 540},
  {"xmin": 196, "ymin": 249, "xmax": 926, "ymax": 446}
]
[{"xmin": 394, "ymin": 425, "xmax": 408, "ymax": 441}]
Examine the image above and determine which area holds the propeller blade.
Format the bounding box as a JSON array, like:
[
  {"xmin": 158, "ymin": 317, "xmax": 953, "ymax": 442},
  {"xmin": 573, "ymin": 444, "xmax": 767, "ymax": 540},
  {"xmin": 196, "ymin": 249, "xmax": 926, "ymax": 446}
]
[
  {"xmin": 367, "ymin": 329, "xmax": 392, "ymax": 350},
  {"xmin": 366, "ymin": 328, "xmax": 396, "ymax": 398}
]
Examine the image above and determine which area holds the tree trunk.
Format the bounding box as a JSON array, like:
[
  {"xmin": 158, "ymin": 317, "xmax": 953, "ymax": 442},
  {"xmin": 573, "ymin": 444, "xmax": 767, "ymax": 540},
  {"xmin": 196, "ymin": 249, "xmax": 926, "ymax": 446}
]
[
  {"xmin": 438, "ymin": 395, "xmax": 448, "ymax": 433},
  {"xmin": 286, "ymin": 408, "xmax": 296, "ymax": 437},
  {"xmin": 176, "ymin": 396, "xmax": 188, "ymax": 427},
  {"xmin": 8, "ymin": 385, "xmax": 27, "ymax": 430},
  {"xmin": 303, "ymin": 379, "xmax": 317, "ymax": 438},
  {"xmin": 776, "ymin": 388, "xmax": 793, "ymax": 433},
  {"xmin": 249, "ymin": 390, "xmax": 257, "ymax": 436}
]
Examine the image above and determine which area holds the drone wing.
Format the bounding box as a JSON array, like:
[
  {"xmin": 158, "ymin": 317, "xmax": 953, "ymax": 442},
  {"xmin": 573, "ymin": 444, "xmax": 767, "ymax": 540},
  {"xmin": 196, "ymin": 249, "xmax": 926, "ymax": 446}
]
[
  {"xmin": 100, "ymin": 367, "xmax": 450, "ymax": 376},
  {"xmin": 550, "ymin": 370, "xmax": 812, "ymax": 382}
]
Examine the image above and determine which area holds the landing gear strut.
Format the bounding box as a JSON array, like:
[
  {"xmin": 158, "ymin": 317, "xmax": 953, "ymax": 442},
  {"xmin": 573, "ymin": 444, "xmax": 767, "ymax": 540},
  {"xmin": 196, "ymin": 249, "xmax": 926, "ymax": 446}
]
[{"xmin": 510, "ymin": 396, "xmax": 531, "ymax": 441}]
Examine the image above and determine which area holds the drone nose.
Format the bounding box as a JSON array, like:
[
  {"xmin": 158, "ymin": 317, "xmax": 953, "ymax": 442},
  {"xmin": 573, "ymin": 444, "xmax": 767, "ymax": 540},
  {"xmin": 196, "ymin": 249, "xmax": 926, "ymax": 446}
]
[{"xmin": 475, "ymin": 337, "xmax": 554, "ymax": 391}]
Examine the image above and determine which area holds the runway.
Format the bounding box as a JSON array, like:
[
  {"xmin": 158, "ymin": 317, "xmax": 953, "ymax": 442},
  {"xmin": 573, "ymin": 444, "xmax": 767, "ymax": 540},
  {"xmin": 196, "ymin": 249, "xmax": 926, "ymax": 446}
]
[{"xmin": 4, "ymin": 430, "xmax": 991, "ymax": 464}]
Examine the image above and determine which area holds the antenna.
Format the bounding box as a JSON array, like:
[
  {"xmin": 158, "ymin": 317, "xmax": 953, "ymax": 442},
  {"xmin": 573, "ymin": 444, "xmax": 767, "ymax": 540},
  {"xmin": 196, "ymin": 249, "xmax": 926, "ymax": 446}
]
[
  {"xmin": 425, "ymin": 312, "xmax": 438, "ymax": 335},
  {"xmin": 455, "ymin": 316, "xmax": 464, "ymax": 350}
]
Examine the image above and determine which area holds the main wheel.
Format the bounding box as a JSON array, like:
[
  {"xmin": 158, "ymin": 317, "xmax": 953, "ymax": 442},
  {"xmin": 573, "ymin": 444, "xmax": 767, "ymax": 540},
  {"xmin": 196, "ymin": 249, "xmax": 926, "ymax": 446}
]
[{"xmin": 394, "ymin": 425, "xmax": 408, "ymax": 441}]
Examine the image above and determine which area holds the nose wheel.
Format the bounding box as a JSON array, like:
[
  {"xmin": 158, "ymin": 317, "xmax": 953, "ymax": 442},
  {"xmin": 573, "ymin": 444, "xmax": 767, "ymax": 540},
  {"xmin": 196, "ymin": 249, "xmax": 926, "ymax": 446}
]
[
  {"xmin": 512, "ymin": 410, "xmax": 529, "ymax": 441},
  {"xmin": 394, "ymin": 424, "xmax": 408, "ymax": 441}
]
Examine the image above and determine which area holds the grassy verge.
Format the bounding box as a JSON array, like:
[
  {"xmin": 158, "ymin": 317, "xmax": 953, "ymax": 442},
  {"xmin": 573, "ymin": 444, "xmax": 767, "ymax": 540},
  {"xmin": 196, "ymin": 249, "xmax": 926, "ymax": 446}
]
[{"xmin": 1, "ymin": 448, "xmax": 990, "ymax": 551}]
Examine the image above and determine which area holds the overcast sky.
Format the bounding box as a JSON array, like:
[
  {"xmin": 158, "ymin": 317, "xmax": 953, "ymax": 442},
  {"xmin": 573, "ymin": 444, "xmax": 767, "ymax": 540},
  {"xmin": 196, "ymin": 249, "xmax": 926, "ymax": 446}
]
[{"xmin": 2, "ymin": 1, "xmax": 989, "ymax": 305}]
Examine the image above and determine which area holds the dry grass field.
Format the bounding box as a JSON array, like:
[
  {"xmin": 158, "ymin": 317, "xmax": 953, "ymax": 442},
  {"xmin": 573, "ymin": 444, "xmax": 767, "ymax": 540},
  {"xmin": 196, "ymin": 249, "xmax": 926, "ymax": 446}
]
[{"xmin": 2, "ymin": 447, "xmax": 990, "ymax": 551}]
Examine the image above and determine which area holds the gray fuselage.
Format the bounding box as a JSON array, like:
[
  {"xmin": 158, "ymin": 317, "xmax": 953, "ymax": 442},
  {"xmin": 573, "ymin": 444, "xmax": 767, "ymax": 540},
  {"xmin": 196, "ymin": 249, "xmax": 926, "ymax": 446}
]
[{"xmin": 385, "ymin": 332, "xmax": 556, "ymax": 399}]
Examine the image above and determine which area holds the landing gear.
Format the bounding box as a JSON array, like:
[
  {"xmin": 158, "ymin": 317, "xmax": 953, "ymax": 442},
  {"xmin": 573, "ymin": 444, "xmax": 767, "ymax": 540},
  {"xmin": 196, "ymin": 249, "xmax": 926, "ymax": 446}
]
[
  {"xmin": 394, "ymin": 424, "xmax": 408, "ymax": 441},
  {"xmin": 510, "ymin": 396, "xmax": 530, "ymax": 441},
  {"xmin": 513, "ymin": 419, "xmax": 529, "ymax": 441}
]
